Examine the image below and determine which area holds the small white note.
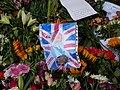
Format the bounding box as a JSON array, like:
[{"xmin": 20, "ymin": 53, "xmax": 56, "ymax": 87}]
[
  {"xmin": 103, "ymin": 1, "xmax": 120, "ymax": 20},
  {"xmin": 60, "ymin": 0, "xmax": 97, "ymax": 21}
]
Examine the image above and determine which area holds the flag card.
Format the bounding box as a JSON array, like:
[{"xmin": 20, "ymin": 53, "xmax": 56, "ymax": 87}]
[{"xmin": 39, "ymin": 23, "xmax": 80, "ymax": 70}]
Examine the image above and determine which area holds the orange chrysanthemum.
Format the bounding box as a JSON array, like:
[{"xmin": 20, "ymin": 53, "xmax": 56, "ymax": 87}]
[
  {"xmin": 78, "ymin": 45, "xmax": 97, "ymax": 62},
  {"xmin": 13, "ymin": 40, "xmax": 27, "ymax": 60},
  {"xmin": 108, "ymin": 37, "xmax": 120, "ymax": 47},
  {"xmin": 70, "ymin": 60, "xmax": 87, "ymax": 74}
]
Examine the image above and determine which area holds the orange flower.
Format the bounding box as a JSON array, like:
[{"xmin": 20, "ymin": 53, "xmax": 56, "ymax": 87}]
[
  {"xmin": 26, "ymin": 47, "xmax": 33, "ymax": 53},
  {"xmin": 54, "ymin": 18, "xmax": 66, "ymax": 24},
  {"xmin": 78, "ymin": 45, "xmax": 84, "ymax": 53},
  {"xmin": 89, "ymin": 17, "xmax": 103, "ymax": 26},
  {"xmin": 80, "ymin": 60, "xmax": 87, "ymax": 73},
  {"xmin": 95, "ymin": 17, "xmax": 102, "ymax": 24},
  {"xmin": 13, "ymin": 40, "xmax": 27, "ymax": 61},
  {"xmin": 108, "ymin": 37, "xmax": 120, "ymax": 47},
  {"xmin": 35, "ymin": 45, "xmax": 40, "ymax": 51},
  {"xmin": 70, "ymin": 60, "xmax": 87, "ymax": 74}
]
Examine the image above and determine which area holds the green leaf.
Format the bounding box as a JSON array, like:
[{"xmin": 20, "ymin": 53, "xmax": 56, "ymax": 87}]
[
  {"xmin": 83, "ymin": 39, "xmax": 92, "ymax": 47},
  {"xmin": 18, "ymin": 76, "xmax": 24, "ymax": 90},
  {"xmin": 26, "ymin": 88, "xmax": 31, "ymax": 90},
  {"xmin": 118, "ymin": 83, "xmax": 120, "ymax": 88},
  {"xmin": 13, "ymin": 30, "xmax": 18, "ymax": 37},
  {"xmin": 114, "ymin": 67, "xmax": 120, "ymax": 77},
  {"xmin": 23, "ymin": 73, "xmax": 35, "ymax": 90},
  {"xmin": 100, "ymin": 65, "xmax": 105, "ymax": 71},
  {"xmin": 112, "ymin": 77, "xmax": 118, "ymax": 84}
]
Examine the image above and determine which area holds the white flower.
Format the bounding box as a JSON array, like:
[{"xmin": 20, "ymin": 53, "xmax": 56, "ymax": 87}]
[
  {"xmin": 45, "ymin": 72, "xmax": 51, "ymax": 80},
  {"xmin": 21, "ymin": 11, "xmax": 31, "ymax": 25},
  {"xmin": 0, "ymin": 56, "xmax": 3, "ymax": 60},
  {"xmin": 94, "ymin": 0, "xmax": 97, "ymax": 2},
  {"xmin": 94, "ymin": 0, "xmax": 103, "ymax": 2},
  {"xmin": 67, "ymin": 75, "xmax": 75, "ymax": 82},
  {"xmin": 27, "ymin": 17, "xmax": 37, "ymax": 27},
  {"xmin": 1, "ymin": 80, "xmax": 6, "ymax": 87},
  {"xmin": 96, "ymin": 25, "xmax": 102, "ymax": 31},
  {"xmin": 0, "ymin": 14, "xmax": 10, "ymax": 24},
  {"xmin": 51, "ymin": 80, "xmax": 57, "ymax": 86},
  {"xmin": 47, "ymin": 78, "xmax": 53, "ymax": 86},
  {"xmin": 0, "ymin": 34, "xmax": 4, "ymax": 38},
  {"xmin": 117, "ymin": 20, "xmax": 120, "ymax": 24},
  {"xmin": 90, "ymin": 74, "xmax": 108, "ymax": 82},
  {"xmin": 5, "ymin": 37, "xmax": 9, "ymax": 43},
  {"xmin": 74, "ymin": 79, "xmax": 79, "ymax": 83},
  {"xmin": 32, "ymin": 26, "xmax": 39, "ymax": 32},
  {"xmin": 85, "ymin": 71, "xmax": 90, "ymax": 77},
  {"xmin": 4, "ymin": 69, "xmax": 10, "ymax": 79},
  {"xmin": 3, "ymin": 62, "xmax": 6, "ymax": 66},
  {"xmin": 9, "ymin": 86, "xmax": 19, "ymax": 90},
  {"xmin": 0, "ymin": 61, "xmax": 2, "ymax": 64}
]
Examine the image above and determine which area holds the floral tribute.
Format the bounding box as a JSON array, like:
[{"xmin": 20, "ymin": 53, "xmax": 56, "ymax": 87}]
[
  {"xmin": 86, "ymin": 47, "xmax": 116, "ymax": 62},
  {"xmin": 1, "ymin": 0, "xmax": 120, "ymax": 90}
]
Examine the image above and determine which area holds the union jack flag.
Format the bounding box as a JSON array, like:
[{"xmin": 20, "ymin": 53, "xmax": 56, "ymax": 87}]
[{"xmin": 39, "ymin": 22, "xmax": 80, "ymax": 70}]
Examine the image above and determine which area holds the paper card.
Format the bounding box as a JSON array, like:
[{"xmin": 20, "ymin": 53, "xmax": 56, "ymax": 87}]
[
  {"xmin": 103, "ymin": 1, "xmax": 120, "ymax": 20},
  {"xmin": 59, "ymin": 0, "xmax": 97, "ymax": 21},
  {"xmin": 100, "ymin": 39, "xmax": 119, "ymax": 61},
  {"xmin": 39, "ymin": 22, "xmax": 80, "ymax": 70}
]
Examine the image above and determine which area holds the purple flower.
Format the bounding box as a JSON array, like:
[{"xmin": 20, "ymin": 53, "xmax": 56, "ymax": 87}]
[
  {"xmin": 4, "ymin": 63, "xmax": 17, "ymax": 71},
  {"xmin": 37, "ymin": 61, "xmax": 48, "ymax": 70},
  {"xmin": 53, "ymin": 77, "xmax": 59, "ymax": 81},
  {"xmin": 13, "ymin": 0, "xmax": 31, "ymax": 9},
  {"xmin": 30, "ymin": 84, "xmax": 37, "ymax": 90},
  {"xmin": 80, "ymin": 87, "xmax": 85, "ymax": 90},
  {"xmin": 78, "ymin": 37, "xmax": 82, "ymax": 44},
  {"xmin": 38, "ymin": 61, "xmax": 46, "ymax": 66},
  {"xmin": 40, "ymin": 81, "xmax": 47, "ymax": 85},
  {"xmin": 9, "ymin": 64, "xmax": 30, "ymax": 78},
  {"xmin": 39, "ymin": 72, "xmax": 45, "ymax": 77},
  {"xmin": 17, "ymin": 64, "xmax": 30, "ymax": 74},
  {"xmin": 65, "ymin": 88, "xmax": 70, "ymax": 90},
  {"xmin": 6, "ymin": 63, "xmax": 30, "ymax": 78},
  {"xmin": 9, "ymin": 67, "xmax": 22, "ymax": 78},
  {"xmin": 24, "ymin": 0, "xmax": 31, "ymax": 3},
  {"xmin": 13, "ymin": 0, "xmax": 22, "ymax": 9},
  {"xmin": 99, "ymin": 82, "xmax": 118, "ymax": 89}
]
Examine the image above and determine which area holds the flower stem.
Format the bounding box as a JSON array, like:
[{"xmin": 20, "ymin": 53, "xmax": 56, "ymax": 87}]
[
  {"xmin": 91, "ymin": 84, "xmax": 94, "ymax": 90},
  {"xmin": 47, "ymin": 0, "xmax": 51, "ymax": 23},
  {"xmin": 95, "ymin": 83, "xmax": 99, "ymax": 90},
  {"xmin": 85, "ymin": 78, "xmax": 88, "ymax": 90}
]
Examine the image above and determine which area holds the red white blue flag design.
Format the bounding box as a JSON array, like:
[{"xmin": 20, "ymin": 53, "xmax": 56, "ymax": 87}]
[{"xmin": 39, "ymin": 22, "xmax": 80, "ymax": 70}]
